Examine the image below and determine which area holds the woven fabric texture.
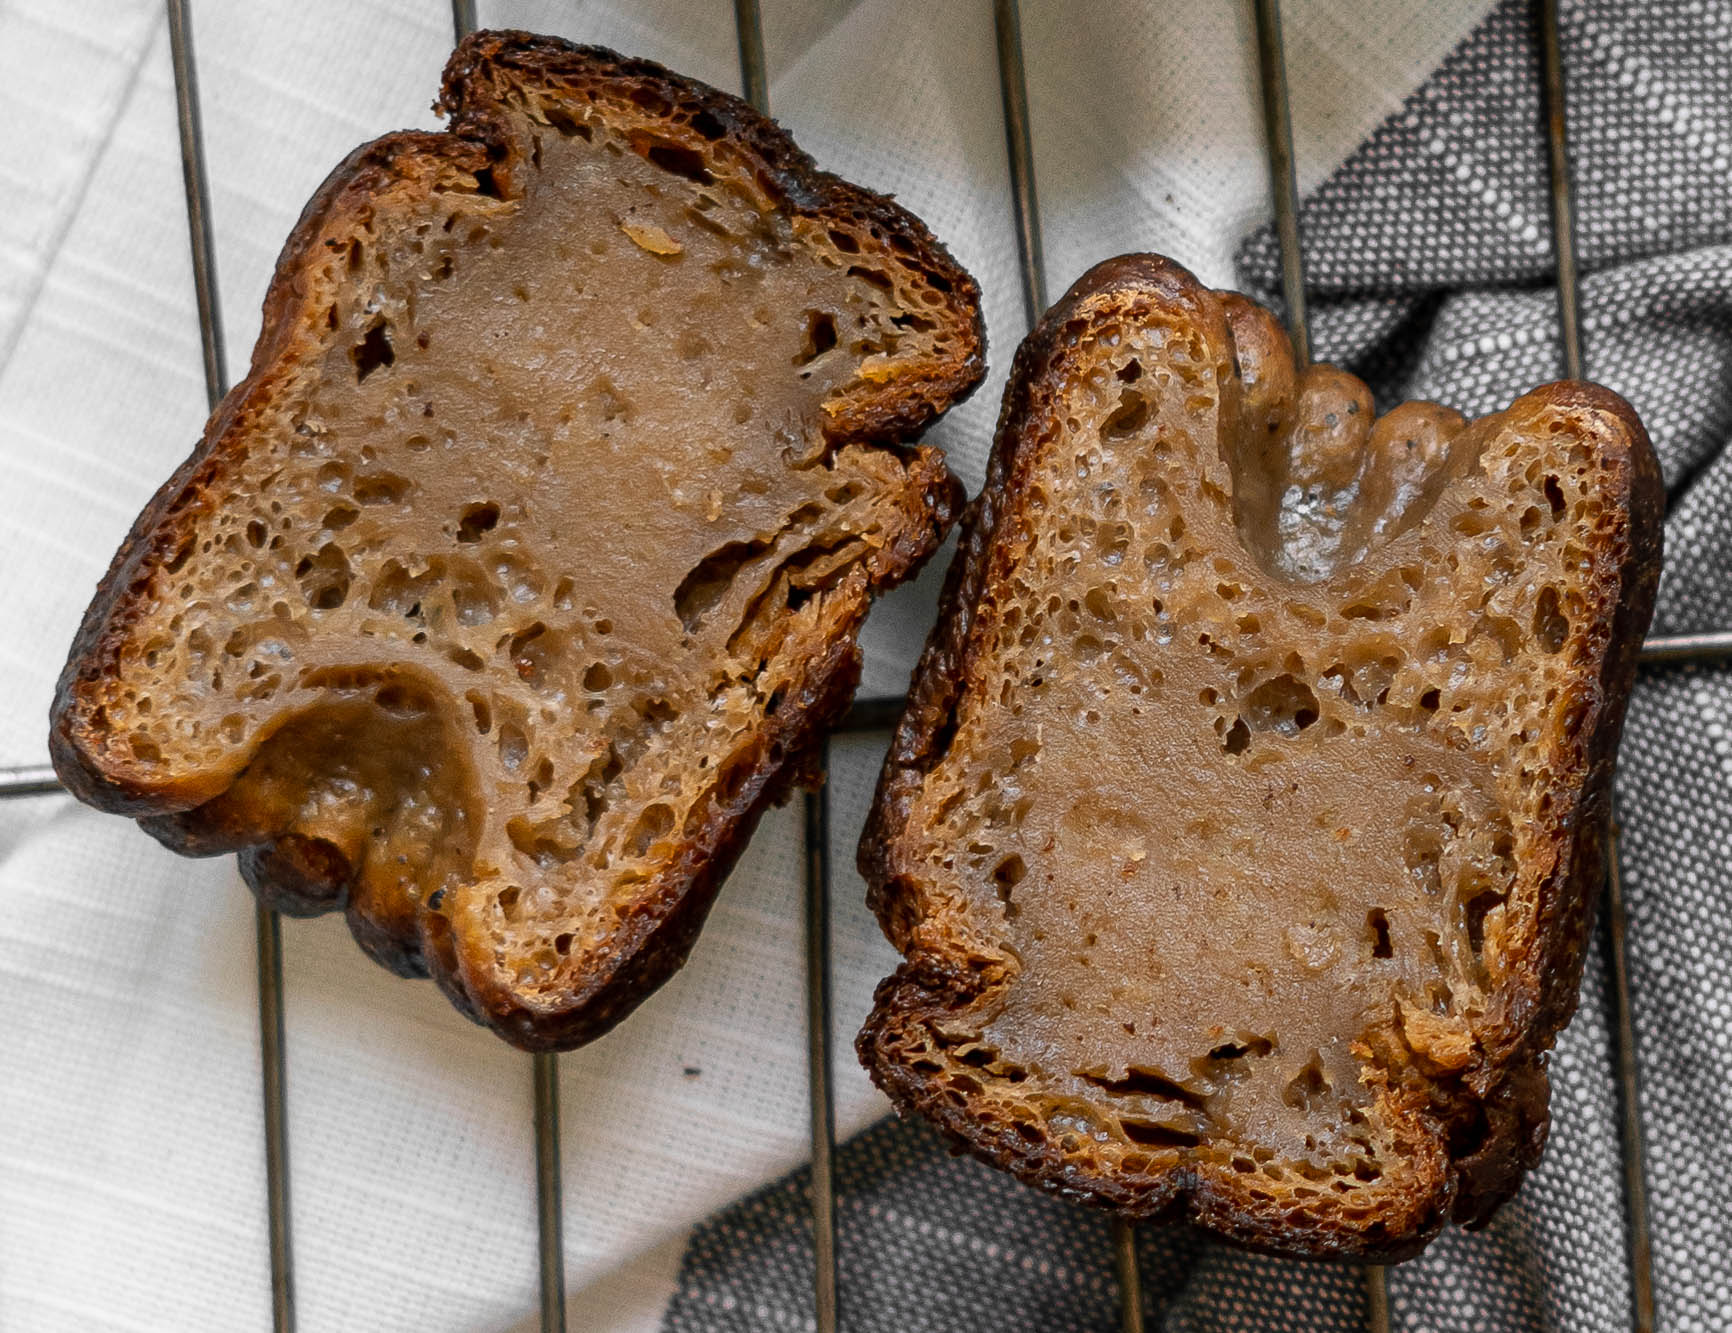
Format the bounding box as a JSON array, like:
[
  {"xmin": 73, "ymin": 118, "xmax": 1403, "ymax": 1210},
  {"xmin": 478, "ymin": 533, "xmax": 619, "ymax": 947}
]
[{"xmin": 662, "ymin": 1, "xmax": 1732, "ymax": 1328}]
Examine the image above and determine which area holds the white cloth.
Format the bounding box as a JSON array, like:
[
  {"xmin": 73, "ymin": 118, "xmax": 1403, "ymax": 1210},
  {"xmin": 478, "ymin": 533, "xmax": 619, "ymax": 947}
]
[{"xmin": 0, "ymin": 2, "xmax": 1494, "ymax": 1328}]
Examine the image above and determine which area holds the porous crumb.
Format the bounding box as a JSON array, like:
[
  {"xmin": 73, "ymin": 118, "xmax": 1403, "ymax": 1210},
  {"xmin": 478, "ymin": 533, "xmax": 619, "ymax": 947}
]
[
  {"xmin": 859, "ymin": 254, "xmax": 1661, "ymax": 1259},
  {"xmin": 51, "ymin": 33, "xmax": 984, "ymax": 1052}
]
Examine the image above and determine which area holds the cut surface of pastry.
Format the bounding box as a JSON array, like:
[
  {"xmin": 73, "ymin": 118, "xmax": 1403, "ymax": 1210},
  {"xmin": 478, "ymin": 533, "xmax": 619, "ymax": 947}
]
[{"xmin": 860, "ymin": 254, "xmax": 1660, "ymax": 1258}]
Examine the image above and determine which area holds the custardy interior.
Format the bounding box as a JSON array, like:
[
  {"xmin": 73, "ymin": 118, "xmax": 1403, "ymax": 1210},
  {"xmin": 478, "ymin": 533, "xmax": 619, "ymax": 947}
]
[
  {"xmin": 886, "ymin": 291, "xmax": 1624, "ymax": 1206},
  {"xmin": 78, "ymin": 84, "xmax": 967, "ymax": 996}
]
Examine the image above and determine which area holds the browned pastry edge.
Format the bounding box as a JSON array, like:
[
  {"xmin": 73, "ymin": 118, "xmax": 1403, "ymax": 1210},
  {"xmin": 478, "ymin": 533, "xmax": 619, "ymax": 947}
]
[
  {"xmin": 49, "ymin": 31, "xmax": 982, "ymax": 1051},
  {"xmin": 857, "ymin": 254, "xmax": 1663, "ymax": 1259}
]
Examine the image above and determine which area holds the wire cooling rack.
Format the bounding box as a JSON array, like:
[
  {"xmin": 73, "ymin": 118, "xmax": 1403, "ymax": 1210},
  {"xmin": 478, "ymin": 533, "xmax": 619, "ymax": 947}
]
[{"xmin": 6, "ymin": 1, "xmax": 1732, "ymax": 1330}]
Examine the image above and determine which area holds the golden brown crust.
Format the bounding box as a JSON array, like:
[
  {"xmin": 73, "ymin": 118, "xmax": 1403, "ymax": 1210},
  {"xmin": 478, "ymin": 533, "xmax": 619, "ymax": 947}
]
[
  {"xmin": 50, "ymin": 32, "xmax": 980, "ymax": 1051},
  {"xmin": 857, "ymin": 254, "xmax": 1663, "ymax": 1259}
]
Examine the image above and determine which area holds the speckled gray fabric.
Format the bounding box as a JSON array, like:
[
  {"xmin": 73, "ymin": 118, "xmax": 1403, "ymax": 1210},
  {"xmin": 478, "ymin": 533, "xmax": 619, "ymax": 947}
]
[{"xmin": 663, "ymin": 0, "xmax": 1732, "ymax": 1327}]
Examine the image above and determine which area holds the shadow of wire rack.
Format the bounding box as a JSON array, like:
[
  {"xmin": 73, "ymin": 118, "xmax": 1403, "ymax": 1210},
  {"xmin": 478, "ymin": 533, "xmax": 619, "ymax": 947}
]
[{"xmin": 6, "ymin": 0, "xmax": 1732, "ymax": 1329}]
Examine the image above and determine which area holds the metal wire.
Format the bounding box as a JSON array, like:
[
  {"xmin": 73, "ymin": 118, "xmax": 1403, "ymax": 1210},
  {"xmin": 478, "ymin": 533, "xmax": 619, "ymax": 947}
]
[
  {"xmin": 803, "ymin": 782, "xmax": 841, "ymax": 1333},
  {"xmin": 165, "ymin": 3, "xmax": 296, "ymax": 1329},
  {"xmin": 451, "ymin": 0, "xmax": 477, "ymax": 45},
  {"xmin": 253, "ymin": 908, "xmax": 294, "ymax": 1332},
  {"xmin": 1539, "ymin": 0, "xmax": 1584, "ymax": 383},
  {"xmin": 1252, "ymin": 0, "xmax": 1311, "ymax": 368},
  {"xmin": 0, "ymin": 765, "xmax": 62, "ymax": 797},
  {"xmin": 1366, "ymin": 1262, "xmax": 1393, "ymax": 1332},
  {"xmin": 836, "ymin": 694, "xmax": 907, "ymax": 735},
  {"xmin": 993, "ymin": 0, "xmax": 1048, "ymax": 327},
  {"xmin": 168, "ymin": 0, "xmax": 227, "ymax": 404},
  {"xmin": 732, "ymin": 0, "xmax": 768, "ymax": 119},
  {"xmin": 1538, "ymin": 2, "xmax": 1654, "ymax": 1326},
  {"xmin": 532, "ymin": 1052, "xmax": 567, "ymax": 1333},
  {"xmin": 1112, "ymin": 1219, "xmax": 1146, "ymax": 1333},
  {"xmin": 725, "ymin": 15, "xmax": 842, "ymax": 1330},
  {"xmin": 1604, "ymin": 838, "xmax": 1656, "ymax": 1333},
  {"xmin": 1638, "ymin": 630, "xmax": 1732, "ymax": 664}
]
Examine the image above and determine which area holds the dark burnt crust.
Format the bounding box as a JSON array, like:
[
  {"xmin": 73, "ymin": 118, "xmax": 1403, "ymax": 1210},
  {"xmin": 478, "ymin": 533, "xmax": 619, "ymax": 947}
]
[
  {"xmin": 857, "ymin": 255, "xmax": 1663, "ymax": 1258},
  {"xmin": 50, "ymin": 33, "xmax": 979, "ymax": 1051},
  {"xmin": 1442, "ymin": 380, "xmax": 1662, "ymax": 1228}
]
